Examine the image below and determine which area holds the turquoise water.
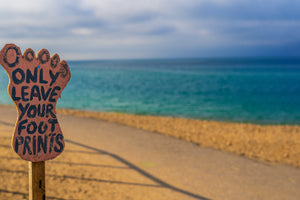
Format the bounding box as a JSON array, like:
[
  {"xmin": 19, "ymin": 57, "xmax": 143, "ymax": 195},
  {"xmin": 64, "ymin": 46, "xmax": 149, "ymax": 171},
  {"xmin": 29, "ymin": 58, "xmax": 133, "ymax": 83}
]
[{"xmin": 1, "ymin": 58, "xmax": 300, "ymax": 124}]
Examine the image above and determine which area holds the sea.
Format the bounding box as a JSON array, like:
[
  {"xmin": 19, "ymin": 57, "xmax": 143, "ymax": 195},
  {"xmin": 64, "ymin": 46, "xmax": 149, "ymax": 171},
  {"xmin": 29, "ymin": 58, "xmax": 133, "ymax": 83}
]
[{"xmin": 0, "ymin": 58, "xmax": 300, "ymax": 125}]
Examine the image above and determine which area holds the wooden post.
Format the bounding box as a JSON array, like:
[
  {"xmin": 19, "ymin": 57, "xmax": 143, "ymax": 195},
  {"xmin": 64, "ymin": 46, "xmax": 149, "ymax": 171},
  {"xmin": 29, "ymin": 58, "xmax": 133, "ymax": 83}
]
[{"xmin": 29, "ymin": 162, "xmax": 45, "ymax": 200}]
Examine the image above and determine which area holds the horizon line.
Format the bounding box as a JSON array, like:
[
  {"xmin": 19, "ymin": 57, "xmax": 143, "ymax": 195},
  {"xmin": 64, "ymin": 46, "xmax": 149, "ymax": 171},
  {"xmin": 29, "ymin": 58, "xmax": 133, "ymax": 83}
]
[{"xmin": 67, "ymin": 56, "xmax": 300, "ymax": 62}]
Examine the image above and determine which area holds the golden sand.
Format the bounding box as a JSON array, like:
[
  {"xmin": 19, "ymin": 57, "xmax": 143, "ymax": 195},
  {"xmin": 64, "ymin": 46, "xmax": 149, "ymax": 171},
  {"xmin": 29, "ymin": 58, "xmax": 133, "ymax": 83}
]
[
  {"xmin": 1, "ymin": 106, "xmax": 299, "ymax": 200},
  {"xmin": 57, "ymin": 109, "xmax": 300, "ymax": 167},
  {"xmin": 0, "ymin": 136, "xmax": 177, "ymax": 200}
]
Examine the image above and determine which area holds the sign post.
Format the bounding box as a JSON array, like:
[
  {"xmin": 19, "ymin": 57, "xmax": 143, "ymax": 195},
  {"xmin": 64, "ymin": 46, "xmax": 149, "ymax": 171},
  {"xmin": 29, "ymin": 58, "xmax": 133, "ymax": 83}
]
[
  {"xmin": 0, "ymin": 44, "xmax": 71, "ymax": 200},
  {"xmin": 29, "ymin": 162, "xmax": 45, "ymax": 200}
]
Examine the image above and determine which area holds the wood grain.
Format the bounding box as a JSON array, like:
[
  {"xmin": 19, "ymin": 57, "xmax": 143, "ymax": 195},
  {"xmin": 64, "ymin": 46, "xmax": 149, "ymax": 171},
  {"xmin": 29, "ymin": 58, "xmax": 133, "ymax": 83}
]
[{"xmin": 29, "ymin": 161, "xmax": 45, "ymax": 200}]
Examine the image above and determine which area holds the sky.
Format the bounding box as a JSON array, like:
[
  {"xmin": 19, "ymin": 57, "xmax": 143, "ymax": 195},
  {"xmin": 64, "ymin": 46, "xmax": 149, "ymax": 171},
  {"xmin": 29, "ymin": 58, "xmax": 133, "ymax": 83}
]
[{"xmin": 0, "ymin": 0, "xmax": 299, "ymax": 60}]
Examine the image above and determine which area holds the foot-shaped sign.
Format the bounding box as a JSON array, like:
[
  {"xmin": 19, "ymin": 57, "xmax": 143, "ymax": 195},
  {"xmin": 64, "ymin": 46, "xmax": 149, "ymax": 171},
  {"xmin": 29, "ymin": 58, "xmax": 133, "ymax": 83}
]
[{"xmin": 0, "ymin": 44, "xmax": 70, "ymax": 162}]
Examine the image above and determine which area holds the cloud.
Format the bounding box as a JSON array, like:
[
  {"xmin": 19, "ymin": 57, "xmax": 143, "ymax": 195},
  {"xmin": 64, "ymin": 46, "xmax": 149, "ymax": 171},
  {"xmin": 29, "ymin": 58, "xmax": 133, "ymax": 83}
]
[{"xmin": 0, "ymin": 0, "xmax": 299, "ymax": 59}]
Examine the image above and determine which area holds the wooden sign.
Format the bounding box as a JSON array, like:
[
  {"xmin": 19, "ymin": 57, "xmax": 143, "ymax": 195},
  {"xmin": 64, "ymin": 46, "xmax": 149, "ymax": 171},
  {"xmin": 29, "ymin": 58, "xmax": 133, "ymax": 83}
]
[{"xmin": 0, "ymin": 44, "xmax": 71, "ymax": 162}]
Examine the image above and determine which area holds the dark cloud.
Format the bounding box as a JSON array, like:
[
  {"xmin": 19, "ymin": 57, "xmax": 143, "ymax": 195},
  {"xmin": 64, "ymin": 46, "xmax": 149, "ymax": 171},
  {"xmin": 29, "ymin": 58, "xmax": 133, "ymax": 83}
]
[
  {"xmin": 123, "ymin": 12, "xmax": 158, "ymax": 24},
  {"xmin": 188, "ymin": 0, "xmax": 300, "ymax": 21},
  {"xmin": 147, "ymin": 26, "xmax": 176, "ymax": 36},
  {"xmin": 0, "ymin": 0, "xmax": 299, "ymax": 59}
]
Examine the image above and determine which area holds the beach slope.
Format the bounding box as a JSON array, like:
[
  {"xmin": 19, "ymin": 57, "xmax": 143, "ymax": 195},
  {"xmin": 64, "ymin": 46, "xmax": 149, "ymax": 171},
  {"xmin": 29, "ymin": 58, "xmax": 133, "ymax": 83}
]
[{"xmin": 0, "ymin": 105, "xmax": 299, "ymax": 200}]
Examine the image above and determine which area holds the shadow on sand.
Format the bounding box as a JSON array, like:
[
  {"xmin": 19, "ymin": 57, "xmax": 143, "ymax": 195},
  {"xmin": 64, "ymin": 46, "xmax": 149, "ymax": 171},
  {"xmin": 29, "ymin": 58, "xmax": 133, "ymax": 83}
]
[
  {"xmin": 0, "ymin": 128, "xmax": 211, "ymax": 199},
  {"xmin": 65, "ymin": 139, "xmax": 211, "ymax": 200},
  {"xmin": 0, "ymin": 189, "xmax": 74, "ymax": 200}
]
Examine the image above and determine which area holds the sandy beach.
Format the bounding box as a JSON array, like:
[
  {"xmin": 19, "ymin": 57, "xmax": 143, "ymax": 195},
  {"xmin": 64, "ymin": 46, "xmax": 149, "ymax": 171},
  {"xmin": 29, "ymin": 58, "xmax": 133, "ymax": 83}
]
[
  {"xmin": 0, "ymin": 105, "xmax": 300, "ymax": 200},
  {"xmin": 1, "ymin": 1, "xmax": 300, "ymax": 199},
  {"xmin": 58, "ymin": 108, "xmax": 300, "ymax": 168}
]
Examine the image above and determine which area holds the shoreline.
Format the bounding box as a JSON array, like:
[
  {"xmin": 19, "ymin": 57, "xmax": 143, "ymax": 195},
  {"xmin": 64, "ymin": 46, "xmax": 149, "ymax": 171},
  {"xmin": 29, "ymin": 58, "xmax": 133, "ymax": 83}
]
[
  {"xmin": 1, "ymin": 104, "xmax": 299, "ymax": 167},
  {"xmin": 56, "ymin": 108, "xmax": 300, "ymax": 168},
  {"xmin": 2, "ymin": 103, "xmax": 300, "ymax": 125}
]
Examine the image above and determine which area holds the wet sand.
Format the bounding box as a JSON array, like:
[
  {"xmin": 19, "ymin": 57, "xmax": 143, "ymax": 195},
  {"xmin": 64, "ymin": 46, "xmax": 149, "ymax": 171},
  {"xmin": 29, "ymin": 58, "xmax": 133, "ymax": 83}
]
[{"xmin": 0, "ymin": 105, "xmax": 300, "ymax": 200}]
